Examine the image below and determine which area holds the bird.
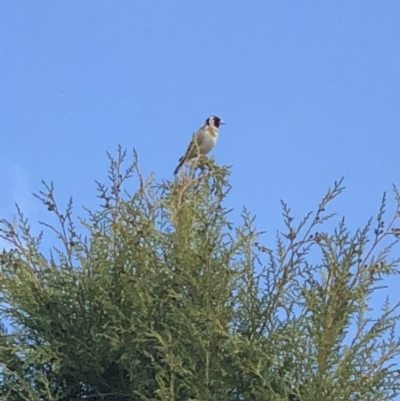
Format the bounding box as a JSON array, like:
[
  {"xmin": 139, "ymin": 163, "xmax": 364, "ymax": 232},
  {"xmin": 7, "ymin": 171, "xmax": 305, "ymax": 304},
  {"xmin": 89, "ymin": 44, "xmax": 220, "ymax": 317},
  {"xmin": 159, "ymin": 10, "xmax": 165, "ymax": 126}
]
[{"xmin": 174, "ymin": 115, "xmax": 224, "ymax": 175}]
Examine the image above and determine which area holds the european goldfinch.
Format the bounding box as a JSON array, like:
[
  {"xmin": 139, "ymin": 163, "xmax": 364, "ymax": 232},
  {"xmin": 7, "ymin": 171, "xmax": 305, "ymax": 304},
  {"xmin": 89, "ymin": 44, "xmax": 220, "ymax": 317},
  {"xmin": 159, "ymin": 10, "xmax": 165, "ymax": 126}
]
[{"xmin": 174, "ymin": 116, "xmax": 224, "ymax": 175}]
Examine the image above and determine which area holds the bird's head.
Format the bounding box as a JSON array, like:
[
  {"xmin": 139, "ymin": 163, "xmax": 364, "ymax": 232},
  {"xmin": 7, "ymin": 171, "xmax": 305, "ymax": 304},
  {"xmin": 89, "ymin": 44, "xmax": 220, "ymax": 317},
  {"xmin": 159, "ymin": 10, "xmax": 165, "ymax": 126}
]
[{"xmin": 206, "ymin": 116, "xmax": 225, "ymax": 128}]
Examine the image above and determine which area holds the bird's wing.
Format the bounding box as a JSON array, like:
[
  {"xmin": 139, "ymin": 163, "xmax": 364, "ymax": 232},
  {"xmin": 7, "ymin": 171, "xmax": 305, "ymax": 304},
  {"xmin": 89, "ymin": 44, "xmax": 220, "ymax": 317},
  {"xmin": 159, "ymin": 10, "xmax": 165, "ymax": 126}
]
[{"xmin": 180, "ymin": 129, "xmax": 204, "ymax": 161}]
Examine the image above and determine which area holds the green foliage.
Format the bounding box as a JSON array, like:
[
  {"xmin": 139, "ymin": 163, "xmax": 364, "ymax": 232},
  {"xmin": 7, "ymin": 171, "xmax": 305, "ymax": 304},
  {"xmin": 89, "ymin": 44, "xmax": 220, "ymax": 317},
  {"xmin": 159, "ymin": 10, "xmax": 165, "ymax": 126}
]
[{"xmin": 1, "ymin": 147, "xmax": 400, "ymax": 400}]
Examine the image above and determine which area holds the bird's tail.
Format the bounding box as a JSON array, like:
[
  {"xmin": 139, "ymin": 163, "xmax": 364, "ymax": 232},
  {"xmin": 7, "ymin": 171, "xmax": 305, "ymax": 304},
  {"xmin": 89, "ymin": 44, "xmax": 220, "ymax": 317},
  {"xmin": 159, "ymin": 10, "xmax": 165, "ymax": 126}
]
[{"xmin": 173, "ymin": 157, "xmax": 185, "ymax": 175}]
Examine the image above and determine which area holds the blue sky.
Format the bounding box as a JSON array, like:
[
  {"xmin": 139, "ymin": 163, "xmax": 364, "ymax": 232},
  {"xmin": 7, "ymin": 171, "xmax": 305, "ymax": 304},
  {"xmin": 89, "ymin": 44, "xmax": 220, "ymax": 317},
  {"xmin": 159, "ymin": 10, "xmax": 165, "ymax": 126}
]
[{"xmin": 1, "ymin": 0, "xmax": 400, "ymax": 386}]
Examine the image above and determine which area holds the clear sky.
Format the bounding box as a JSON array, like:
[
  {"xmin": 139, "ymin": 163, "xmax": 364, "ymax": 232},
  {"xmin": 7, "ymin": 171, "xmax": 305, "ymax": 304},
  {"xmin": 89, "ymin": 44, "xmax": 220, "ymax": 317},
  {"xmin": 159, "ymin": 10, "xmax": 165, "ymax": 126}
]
[{"xmin": 1, "ymin": 0, "xmax": 400, "ymax": 384}]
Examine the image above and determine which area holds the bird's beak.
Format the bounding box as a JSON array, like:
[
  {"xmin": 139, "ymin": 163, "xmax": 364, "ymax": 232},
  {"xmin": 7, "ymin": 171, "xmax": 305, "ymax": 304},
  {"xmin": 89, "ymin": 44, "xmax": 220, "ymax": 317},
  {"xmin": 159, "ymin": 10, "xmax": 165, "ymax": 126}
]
[{"xmin": 220, "ymin": 120, "xmax": 225, "ymax": 125}]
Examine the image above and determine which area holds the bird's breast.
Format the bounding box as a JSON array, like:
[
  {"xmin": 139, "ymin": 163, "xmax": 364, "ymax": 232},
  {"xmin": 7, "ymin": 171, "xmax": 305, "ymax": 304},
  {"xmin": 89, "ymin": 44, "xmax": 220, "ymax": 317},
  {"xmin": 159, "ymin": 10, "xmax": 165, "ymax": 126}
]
[{"xmin": 198, "ymin": 129, "xmax": 217, "ymax": 155}]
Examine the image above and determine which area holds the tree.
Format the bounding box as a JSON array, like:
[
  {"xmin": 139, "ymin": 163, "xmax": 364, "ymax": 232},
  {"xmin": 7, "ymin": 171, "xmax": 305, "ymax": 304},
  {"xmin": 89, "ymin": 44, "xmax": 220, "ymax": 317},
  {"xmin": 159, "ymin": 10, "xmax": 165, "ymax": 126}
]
[{"xmin": 1, "ymin": 147, "xmax": 400, "ymax": 401}]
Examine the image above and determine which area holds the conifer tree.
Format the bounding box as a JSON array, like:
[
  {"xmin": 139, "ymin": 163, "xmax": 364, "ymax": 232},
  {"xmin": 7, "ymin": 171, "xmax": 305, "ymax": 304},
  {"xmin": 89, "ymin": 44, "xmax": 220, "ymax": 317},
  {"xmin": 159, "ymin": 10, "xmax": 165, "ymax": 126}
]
[{"xmin": 1, "ymin": 147, "xmax": 400, "ymax": 400}]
